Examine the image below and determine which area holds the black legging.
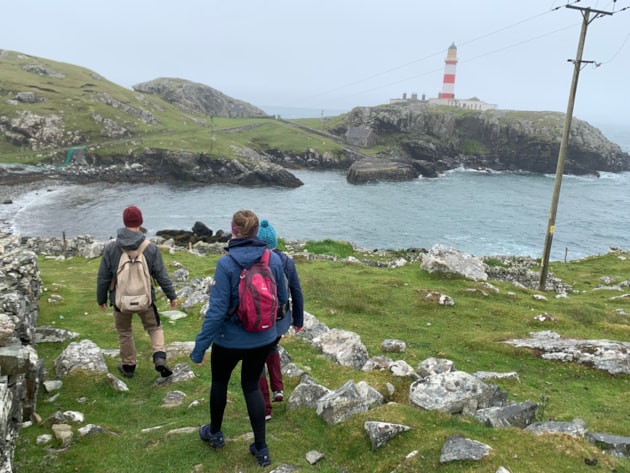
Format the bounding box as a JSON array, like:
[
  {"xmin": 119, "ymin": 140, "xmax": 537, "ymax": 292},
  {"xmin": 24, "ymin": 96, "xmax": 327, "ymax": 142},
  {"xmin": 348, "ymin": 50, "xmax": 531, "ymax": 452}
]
[{"xmin": 210, "ymin": 342, "xmax": 274, "ymax": 447}]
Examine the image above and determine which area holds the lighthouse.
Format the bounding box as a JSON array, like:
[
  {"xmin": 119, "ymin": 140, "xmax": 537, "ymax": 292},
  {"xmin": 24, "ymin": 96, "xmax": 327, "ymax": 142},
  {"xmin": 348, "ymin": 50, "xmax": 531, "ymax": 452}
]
[{"xmin": 438, "ymin": 43, "xmax": 458, "ymax": 99}]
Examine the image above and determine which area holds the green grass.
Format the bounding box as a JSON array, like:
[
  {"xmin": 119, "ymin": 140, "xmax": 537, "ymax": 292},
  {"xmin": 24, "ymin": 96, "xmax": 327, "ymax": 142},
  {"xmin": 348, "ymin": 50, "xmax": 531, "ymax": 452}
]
[
  {"xmin": 304, "ymin": 239, "xmax": 356, "ymax": 258},
  {"xmin": 0, "ymin": 51, "xmax": 348, "ymax": 167},
  {"xmin": 13, "ymin": 246, "xmax": 630, "ymax": 472},
  {"xmin": 461, "ymin": 139, "xmax": 489, "ymax": 155}
]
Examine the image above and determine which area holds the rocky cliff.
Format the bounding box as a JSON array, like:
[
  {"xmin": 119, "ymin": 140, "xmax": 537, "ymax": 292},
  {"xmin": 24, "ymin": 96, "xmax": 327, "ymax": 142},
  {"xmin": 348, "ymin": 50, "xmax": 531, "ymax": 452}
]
[
  {"xmin": 132, "ymin": 78, "xmax": 266, "ymax": 118},
  {"xmin": 0, "ymin": 147, "xmax": 304, "ymax": 188},
  {"xmin": 337, "ymin": 102, "xmax": 630, "ymax": 181}
]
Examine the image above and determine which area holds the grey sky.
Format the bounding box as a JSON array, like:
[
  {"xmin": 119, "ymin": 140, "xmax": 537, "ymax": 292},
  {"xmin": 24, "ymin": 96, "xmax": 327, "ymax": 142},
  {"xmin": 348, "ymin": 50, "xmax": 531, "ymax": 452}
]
[{"xmin": 2, "ymin": 1, "xmax": 628, "ymax": 125}]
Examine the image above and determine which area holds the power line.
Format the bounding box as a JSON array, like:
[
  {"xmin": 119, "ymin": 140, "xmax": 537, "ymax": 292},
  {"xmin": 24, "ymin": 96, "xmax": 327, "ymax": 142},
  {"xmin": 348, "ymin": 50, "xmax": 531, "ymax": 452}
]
[
  {"xmin": 328, "ymin": 22, "xmax": 580, "ymax": 103},
  {"xmin": 599, "ymin": 31, "xmax": 630, "ymax": 63},
  {"xmin": 304, "ymin": 6, "xmax": 560, "ymax": 102}
]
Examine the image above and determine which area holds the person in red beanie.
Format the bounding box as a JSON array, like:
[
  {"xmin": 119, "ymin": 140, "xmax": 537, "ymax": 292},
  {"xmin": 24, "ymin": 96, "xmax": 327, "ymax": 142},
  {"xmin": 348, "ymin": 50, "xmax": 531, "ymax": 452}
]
[{"xmin": 96, "ymin": 205, "xmax": 178, "ymax": 379}]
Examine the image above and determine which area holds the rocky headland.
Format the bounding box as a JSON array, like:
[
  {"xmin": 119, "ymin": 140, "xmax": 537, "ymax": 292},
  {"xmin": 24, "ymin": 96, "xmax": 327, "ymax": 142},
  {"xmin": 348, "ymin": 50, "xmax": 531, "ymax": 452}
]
[{"xmin": 340, "ymin": 103, "xmax": 630, "ymax": 183}]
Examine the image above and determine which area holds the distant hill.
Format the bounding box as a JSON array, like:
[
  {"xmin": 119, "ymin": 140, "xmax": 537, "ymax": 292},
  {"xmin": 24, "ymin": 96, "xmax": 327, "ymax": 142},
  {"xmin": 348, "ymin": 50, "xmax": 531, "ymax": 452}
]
[
  {"xmin": 132, "ymin": 78, "xmax": 266, "ymax": 118},
  {"xmin": 0, "ymin": 49, "xmax": 322, "ymax": 187}
]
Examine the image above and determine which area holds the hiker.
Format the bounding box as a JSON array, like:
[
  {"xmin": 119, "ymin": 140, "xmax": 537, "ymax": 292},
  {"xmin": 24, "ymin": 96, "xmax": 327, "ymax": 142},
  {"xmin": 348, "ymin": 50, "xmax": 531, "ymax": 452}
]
[
  {"xmin": 190, "ymin": 209, "xmax": 288, "ymax": 467},
  {"xmin": 96, "ymin": 205, "xmax": 178, "ymax": 379},
  {"xmin": 256, "ymin": 219, "xmax": 304, "ymax": 421}
]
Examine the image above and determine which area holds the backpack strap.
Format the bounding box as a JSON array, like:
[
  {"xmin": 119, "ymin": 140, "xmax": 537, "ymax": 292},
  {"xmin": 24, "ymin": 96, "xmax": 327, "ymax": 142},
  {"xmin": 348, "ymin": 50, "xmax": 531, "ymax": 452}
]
[
  {"xmin": 259, "ymin": 248, "xmax": 270, "ymax": 266},
  {"xmin": 127, "ymin": 239, "xmax": 151, "ymax": 260}
]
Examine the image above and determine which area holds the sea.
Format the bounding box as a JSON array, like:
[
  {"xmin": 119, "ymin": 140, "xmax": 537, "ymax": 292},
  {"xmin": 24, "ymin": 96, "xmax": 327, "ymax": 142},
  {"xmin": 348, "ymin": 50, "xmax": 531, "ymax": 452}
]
[{"xmin": 1, "ymin": 111, "xmax": 628, "ymax": 262}]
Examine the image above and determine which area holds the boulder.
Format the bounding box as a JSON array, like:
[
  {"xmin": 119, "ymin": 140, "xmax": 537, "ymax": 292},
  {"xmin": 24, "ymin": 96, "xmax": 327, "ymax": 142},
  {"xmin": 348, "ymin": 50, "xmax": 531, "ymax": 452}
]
[{"xmin": 347, "ymin": 158, "xmax": 417, "ymax": 184}]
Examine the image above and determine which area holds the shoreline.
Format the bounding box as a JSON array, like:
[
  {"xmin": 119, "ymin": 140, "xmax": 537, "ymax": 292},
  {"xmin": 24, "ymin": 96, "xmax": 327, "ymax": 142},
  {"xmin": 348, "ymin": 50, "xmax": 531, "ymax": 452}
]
[
  {"xmin": 1, "ymin": 179, "xmax": 627, "ymax": 262},
  {"xmin": 0, "ymin": 181, "xmax": 61, "ymax": 234}
]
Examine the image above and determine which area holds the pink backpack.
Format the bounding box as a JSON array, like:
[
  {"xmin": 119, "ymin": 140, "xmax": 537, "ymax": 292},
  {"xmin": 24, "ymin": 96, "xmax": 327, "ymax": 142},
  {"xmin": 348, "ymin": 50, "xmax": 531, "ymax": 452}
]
[{"xmin": 230, "ymin": 249, "xmax": 278, "ymax": 332}]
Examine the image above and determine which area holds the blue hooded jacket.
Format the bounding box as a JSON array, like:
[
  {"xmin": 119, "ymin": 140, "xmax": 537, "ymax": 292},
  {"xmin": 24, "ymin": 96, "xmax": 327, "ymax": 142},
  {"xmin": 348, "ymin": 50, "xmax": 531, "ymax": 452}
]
[
  {"xmin": 274, "ymin": 249, "xmax": 304, "ymax": 336},
  {"xmin": 190, "ymin": 238, "xmax": 288, "ymax": 362}
]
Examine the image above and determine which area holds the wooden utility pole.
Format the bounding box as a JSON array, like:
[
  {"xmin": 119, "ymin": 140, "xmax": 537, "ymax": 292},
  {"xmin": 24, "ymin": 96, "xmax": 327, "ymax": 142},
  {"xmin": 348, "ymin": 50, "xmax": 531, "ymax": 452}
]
[{"xmin": 538, "ymin": 5, "xmax": 612, "ymax": 291}]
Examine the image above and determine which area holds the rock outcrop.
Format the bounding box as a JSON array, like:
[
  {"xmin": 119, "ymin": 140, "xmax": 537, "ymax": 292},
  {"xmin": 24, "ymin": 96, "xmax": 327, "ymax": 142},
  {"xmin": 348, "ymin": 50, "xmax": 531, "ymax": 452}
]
[
  {"xmin": 346, "ymin": 158, "xmax": 417, "ymax": 183},
  {"xmin": 0, "ymin": 147, "xmax": 304, "ymax": 188},
  {"xmin": 336, "ymin": 103, "xmax": 630, "ymax": 181},
  {"xmin": 132, "ymin": 78, "xmax": 266, "ymax": 118},
  {"xmin": 0, "ymin": 234, "xmax": 42, "ymax": 473}
]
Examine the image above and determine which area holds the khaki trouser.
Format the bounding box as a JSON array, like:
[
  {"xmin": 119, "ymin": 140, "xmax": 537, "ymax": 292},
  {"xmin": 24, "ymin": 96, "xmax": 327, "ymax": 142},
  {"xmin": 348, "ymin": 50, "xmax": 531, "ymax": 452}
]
[{"xmin": 114, "ymin": 305, "xmax": 165, "ymax": 365}]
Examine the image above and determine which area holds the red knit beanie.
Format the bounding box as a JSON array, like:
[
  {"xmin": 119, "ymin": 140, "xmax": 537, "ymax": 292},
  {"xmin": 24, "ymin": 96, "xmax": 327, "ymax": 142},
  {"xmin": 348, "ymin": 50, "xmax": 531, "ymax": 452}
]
[{"xmin": 123, "ymin": 206, "xmax": 143, "ymax": 227}]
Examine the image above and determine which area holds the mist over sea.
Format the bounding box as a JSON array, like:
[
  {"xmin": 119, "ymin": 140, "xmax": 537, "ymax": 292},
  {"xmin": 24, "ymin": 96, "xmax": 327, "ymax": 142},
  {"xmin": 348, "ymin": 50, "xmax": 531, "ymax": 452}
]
[{"xmin": 2, "ymin": 117, "xmax": 629, "ymax": 262}]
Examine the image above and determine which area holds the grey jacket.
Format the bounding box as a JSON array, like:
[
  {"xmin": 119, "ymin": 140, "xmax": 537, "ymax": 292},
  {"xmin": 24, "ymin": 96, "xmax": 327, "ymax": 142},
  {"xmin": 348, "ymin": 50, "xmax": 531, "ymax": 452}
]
[{"xmin": 96, "ymin": 228, "xmax": 176, "ymax": 307}]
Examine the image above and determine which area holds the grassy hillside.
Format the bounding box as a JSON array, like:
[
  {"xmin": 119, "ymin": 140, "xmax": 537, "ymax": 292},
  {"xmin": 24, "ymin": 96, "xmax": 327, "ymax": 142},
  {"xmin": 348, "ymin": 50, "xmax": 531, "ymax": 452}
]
[
  {"xmin": 14, "ymin": 243, "xmax": 630, "ymax": 473},
  {"xmin": 0, "ymin": 50, "xmax": 346, "ymax": 166}
]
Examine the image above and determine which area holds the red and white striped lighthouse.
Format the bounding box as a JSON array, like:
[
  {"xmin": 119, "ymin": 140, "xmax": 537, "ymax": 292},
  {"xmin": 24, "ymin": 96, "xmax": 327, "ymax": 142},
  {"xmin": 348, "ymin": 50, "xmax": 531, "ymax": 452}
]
[{"xmin": 438, "ymin": 43, "xmax": 458, "ymax": 99}]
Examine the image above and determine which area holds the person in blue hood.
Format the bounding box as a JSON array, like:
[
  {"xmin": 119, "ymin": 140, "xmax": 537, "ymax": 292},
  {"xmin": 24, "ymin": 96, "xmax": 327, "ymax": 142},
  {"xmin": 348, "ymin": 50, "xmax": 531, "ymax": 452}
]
[
  {"xmin": 190, "ymin": 209, "xmax": 287, "ymax": 467},
  {"xmin": 256, "ymin": 219, "xmax": 304, "ymax": 421}
]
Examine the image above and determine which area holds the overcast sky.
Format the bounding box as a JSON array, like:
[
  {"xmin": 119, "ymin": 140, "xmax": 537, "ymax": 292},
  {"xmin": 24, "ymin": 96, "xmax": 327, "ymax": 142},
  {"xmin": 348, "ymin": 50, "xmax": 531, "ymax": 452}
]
[{"xmin": 2, "ymin": 1, "xmax": 628, "ymax": 126}]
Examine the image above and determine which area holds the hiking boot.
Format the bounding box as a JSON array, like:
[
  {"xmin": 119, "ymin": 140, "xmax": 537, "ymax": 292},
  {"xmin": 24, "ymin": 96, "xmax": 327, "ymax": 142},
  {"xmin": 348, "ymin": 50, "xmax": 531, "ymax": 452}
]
[
  {"xmin": 272, "ymin": 390, "xmax": 284, "ymax": 402},
  {"xmin": 117, "ymin": 363, "xmax": 135, "ymax": 378},
  {"xmin": 249, "ymin": 442, "xmax": 271, "ymax": 467},
  {"xmin": 199, "ymin": 424, "xmax": 225, "ymax": 449},
  {"xmin": 153, "ymin": 352, "xmax": 173, "ymax": 378},
  {"xmin": 265, "ymin": 414, "xmax": 272, "ymax": 422}
]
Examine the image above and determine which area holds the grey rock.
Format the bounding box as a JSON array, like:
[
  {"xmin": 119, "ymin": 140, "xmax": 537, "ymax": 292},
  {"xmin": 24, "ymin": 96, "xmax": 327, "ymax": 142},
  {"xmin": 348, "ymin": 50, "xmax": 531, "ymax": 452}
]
[
  {"xmin": 475, "ymin": 401, "xmax": 538, "ymax": 428},
  {"xmin": 105, "ymin": 373, "xmax": 129, "ymax": 392},
  {"xmin": 362, "ymin": 355, "xmax": 394, "ymax": 372},
  {"xmin": 355, "ymin": 380, "xmax": 384, "ymax": 408},
  {"xmin": 77, "ymin": 424, "xmax": 108, "ymax": 437},
  {"xmin": 305, "ymin": 450, "xmax": 325, "ymax": 465},
  {"xmin": 54, "ymin": 339, "xmax": 108, "ymax": 377},
  {"xmin": 421, "ymin": 244, "xmax": 488, "ymax": 281},
  {"xmin": 504, "ymin": 331, "xmax": 630, "ymax": 375},
  {"xmin": 364, "ymin": 421, "xmax": 411, "ymax": 450},
  {"xmin": 409, "ymin": 371, "xmax": 506, "ymax": 414},
  {"xmin": 347, "ymin": 158, "xmax": 417, "ymax": 184},
  {"xmin": 525, "ymin": 417, "xmax": 588, "ymax": 438},
  {"xmin": 312, "ymin": 328, "xmax": 369, "ymax": 370},
  {"xmin": 417, "ymin": 357, "xmax": 455, "ymax": 378},
  {"xmin": 316, "ymin": 380, "xmax": 370, "ymax": 425},
  {"xmin": 473, "ymin": 371, "xmax": 520, "ymax": 382},
  {"xmin": 287, "ymin": 381, "xmax": 330, "ymax": 411},
  {"xmin": 381, "ymin": 339, "xmax": 406, "ymax": 353},
  {"xmin": 35, "ymin": 326, "xmax": 79, "ymax": 343},
  {"xmin": 439, "ymin": 434, "xmax": 493, "ymax": 463},
  {"xmin": 161, "ymin": 391, "xmax": 187, "ymax": 408},
  {"xmin": 586, "ymin": 432, "xmax": 630, "ymax": 458}
]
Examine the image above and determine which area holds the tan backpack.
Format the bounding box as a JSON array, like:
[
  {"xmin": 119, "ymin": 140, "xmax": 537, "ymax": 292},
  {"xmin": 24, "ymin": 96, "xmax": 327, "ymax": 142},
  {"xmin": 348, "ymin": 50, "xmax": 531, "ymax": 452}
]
[{"xmin": 114, "ymin": 240, "xmax": 152, "ymax": 313}]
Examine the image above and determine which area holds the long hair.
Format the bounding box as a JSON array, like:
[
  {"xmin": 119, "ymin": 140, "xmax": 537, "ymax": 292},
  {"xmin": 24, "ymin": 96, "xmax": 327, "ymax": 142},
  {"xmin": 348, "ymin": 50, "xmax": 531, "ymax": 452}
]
[{"xmin": 231, "ymin": 209, "xmax": 259, "ymax": 239}]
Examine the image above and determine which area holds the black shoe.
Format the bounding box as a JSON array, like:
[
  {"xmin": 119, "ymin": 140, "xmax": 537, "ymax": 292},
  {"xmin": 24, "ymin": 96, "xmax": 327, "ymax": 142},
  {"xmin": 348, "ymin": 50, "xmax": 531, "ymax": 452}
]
[
  {"xmin": 117, "ymin": 363, "xmax": 135, "ymax": 378},
  {"xmin": 154, "ymin": 359, "xmax": 173, "ymax": 378},
  {"xmin": 249, "ymin": 442, "xmax": 271, "ymax": 467},
  {"xmin": 199, "ymin": 424, "xmax": 225, "ymax": 449},
  {"xmin": 153, "ymin": 353, "xmax": 173, "ymax": 378}
]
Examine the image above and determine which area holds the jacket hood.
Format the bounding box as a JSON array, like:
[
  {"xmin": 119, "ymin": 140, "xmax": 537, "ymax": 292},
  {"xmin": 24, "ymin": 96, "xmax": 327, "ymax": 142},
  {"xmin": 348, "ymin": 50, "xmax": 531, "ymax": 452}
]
[
  {"xmin": 115, "ymin": 227, "xmax": 146, "ymax": 250},
  {"xmin": 227, "ymin": 238, "xmax": 268, "ymax": 268}
]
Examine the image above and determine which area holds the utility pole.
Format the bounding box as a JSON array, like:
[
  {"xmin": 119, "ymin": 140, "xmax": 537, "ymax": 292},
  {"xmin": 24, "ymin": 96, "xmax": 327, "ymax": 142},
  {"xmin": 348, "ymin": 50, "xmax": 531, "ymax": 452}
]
[{"xmin": 538, "ymin": 5, "xmax": 612, "ymax": 291}]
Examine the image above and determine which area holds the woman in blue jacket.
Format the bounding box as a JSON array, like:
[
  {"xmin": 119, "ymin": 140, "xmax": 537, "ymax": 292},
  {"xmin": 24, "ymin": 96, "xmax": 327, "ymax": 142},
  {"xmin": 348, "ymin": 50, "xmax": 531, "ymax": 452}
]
[{"xmin": 190, "ymin": 209, "xmax": 288, "ymax": 468}]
